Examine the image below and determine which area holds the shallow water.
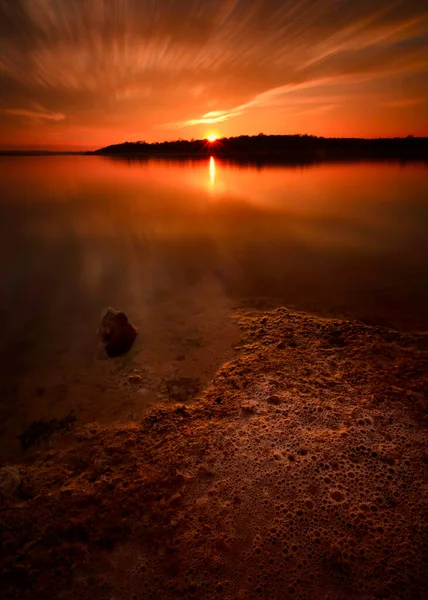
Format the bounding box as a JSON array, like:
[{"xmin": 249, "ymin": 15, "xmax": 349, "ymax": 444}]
[{"xmin": 1, "ymin": 156, "xmax": 427, "ymax": 455}]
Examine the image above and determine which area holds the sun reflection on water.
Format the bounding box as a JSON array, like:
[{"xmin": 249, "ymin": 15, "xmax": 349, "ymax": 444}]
[{"xmin": 209, "ymin": 156, "xmax": 216, "ymax": 187}]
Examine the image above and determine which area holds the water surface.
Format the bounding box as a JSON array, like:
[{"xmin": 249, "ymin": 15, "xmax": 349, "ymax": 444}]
[{"xmin": 1, "ymin": 156, "xmax": 427, "ymax": 455}]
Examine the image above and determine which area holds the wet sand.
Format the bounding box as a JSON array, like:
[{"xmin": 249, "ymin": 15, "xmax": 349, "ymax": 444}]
[{"xmin": 1, "ymin": 307, "xmax": 427, "ymax": 599}]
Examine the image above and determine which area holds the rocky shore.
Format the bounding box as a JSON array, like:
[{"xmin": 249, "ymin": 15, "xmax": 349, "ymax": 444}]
[{"xmin": 1, "ymin": 308, "xmax": 427, "ymax": 599}]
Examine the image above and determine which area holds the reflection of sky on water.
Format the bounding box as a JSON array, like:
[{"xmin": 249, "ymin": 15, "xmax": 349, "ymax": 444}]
[{"xmin": 1, "ymin": 156, "xmax": 428, "ymax": 336}]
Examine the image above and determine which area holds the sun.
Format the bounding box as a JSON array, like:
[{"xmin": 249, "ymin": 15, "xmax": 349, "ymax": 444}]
[{"xmin": 207, "ymin": 133, "xmax": 218, "ymax": 143}]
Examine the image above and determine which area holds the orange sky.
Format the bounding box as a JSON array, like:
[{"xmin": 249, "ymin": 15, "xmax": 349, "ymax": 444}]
[{"xmin": 0, "ymin": 0, "xmax": 427, "ymax": 150}]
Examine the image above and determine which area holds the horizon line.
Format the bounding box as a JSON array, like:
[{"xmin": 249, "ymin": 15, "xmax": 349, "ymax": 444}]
[{"xmin": 2, "ymin": 133, "xmax": 426, "ymax": 154}]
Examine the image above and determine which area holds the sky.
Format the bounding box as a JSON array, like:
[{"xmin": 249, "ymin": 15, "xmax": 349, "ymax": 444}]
[{"xmin": 0, "ymin": 0, "xmax": 427, "ymax": 150}]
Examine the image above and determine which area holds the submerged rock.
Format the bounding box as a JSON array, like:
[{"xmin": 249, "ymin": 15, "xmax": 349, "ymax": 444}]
[{"xmin": 99, "ymin": 307, "xmax": 138, "ymax": 357}]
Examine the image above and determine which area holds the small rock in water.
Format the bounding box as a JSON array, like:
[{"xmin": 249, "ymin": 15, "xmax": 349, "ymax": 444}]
[
  {"xmin": 0, "ymin": 466, "xmax": 21, "ymax": 498},
  {"xmin": 99, "ymin": 307, "xmax": 138, "ymax": 357}
]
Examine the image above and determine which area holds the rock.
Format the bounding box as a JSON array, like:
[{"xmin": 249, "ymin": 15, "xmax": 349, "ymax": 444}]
[
  {"xmin": 128, "ymin": 374, "xmax": 142, "ymax": 384},
  {"xmin": 99, "ymin": 307, "xmax": 138, "ymax": 357},
  {"xmin": 0, "ymin": 466, "xmax": 21, "ymax": 498}
]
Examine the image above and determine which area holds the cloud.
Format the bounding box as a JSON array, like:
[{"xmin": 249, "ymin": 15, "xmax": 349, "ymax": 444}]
[
  {"xmin": 382, "ymin": 98, "xmax": 426, "ymax": 108},
  {"xmin": 168, "ymin": 77, "xmax": 350, "ymax": 127},
  {"xmin": 2, "ymin": 108, "xmax": 66, "ymax": 122},
  {"xmin": 169, "ymin": 42, "xmax": 428, "ymax": 129}
]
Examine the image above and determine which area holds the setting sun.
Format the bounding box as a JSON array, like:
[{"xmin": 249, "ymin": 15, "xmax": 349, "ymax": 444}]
[{"xmin": 207, "ymin": 133, "xmax": 218, "ymax": 143}]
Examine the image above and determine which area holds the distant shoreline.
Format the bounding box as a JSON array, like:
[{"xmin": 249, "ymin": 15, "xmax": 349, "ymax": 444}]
[
  {"xmin": 2, "ymin": 135, "xmax": 428, "ymax": 162},
  {"xmin": 0, "ymin": 151, "xmax": 89, "ymax": 156},
  {"xmin": 95, "ymin": 134, "xmax": 428, "ymax": 163},
  {"xmin": 0, "ymin": 134, "xmax": 428, "ymax": 164}
]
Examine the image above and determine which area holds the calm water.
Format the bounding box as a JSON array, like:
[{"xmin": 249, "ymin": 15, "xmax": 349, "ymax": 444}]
[
  {"xmin": 0, "ymin": 156, "xmax": 428, "ymax": 453},
  {"xmin": 2, "ymin": 156, "xmax": 428, "ymax": 327}
]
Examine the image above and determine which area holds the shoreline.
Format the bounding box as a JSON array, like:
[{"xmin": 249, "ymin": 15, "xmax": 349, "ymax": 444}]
[{"xmin": 2, "ymin": 134, "xmax": 428, "ymax": 162}]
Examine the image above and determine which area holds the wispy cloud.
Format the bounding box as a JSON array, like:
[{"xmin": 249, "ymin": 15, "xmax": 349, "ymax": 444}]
[
  {"xmin": 167, "ymin": 76, "xmax": 361, "ymax": 127},
  {"xmin": 2, "ymin": 108, "xmax": 66, "ymax": 123},
  {"xmin": 382, "ymin": 98, "xmax": 426, "ymax": 108},
  {"xmin": 168, "ymin": 49, "xmax": 428, "ymax": 129},
  {"xmin": 161, "ymin": 5, "xmax": 428, "ymax": 130},
  {"xmin": 163, "ymin": 77, "xmax": 328, "ymax": 127}
]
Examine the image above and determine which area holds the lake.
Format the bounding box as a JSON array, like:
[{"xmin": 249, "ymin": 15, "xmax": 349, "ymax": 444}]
[{"xmin": 1, "ymin": 156, "xmax": 427, "ymax": 456}]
